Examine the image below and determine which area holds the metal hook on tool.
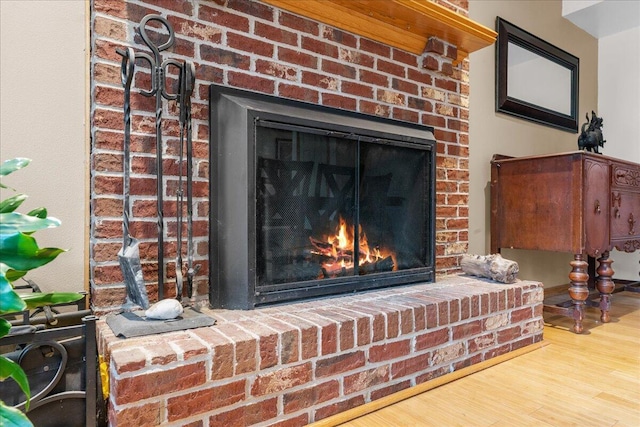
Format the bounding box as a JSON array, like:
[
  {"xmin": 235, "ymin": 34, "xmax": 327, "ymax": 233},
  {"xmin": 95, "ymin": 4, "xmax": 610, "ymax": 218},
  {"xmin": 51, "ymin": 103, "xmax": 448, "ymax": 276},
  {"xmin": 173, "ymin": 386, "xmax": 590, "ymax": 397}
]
[
  {"xmin": 161, "ymin": 59, "xmax": 183, "ymax": 101},
  {"xmin": 117, "ymin": 47, "xmax": 135, "ymax": 89},
  {"xmin": 138, "ymin": 15, "xmax": 181, "ymax": 100},
  {"xmin": 134, "ymin": 51, "xmax": 155, "ymax": 97}
]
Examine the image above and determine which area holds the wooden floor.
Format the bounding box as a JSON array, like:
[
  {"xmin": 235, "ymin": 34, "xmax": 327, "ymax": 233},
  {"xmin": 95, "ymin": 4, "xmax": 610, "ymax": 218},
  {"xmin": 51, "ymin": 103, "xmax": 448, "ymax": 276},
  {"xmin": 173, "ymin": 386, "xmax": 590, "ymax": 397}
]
[{"xmin": 337, "ymin": 291, "xmax": 640, "ymax": 427}]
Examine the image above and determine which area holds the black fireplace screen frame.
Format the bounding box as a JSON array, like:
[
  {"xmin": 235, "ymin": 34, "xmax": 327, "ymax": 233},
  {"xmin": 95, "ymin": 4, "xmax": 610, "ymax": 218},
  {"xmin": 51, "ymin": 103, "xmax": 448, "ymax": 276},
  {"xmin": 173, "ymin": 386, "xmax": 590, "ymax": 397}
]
[{"xmin": 209, "ymin": 85, "xmax": 436, "ymax": 309}]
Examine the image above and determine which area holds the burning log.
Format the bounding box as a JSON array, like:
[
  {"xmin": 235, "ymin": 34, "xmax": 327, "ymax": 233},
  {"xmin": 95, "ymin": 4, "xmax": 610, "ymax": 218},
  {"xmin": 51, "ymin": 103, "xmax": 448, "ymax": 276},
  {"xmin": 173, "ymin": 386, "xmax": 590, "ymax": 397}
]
[
  {"xmin": 309, "ymin": 236, "xmax": 333, "ymax": 254},
  {"xmin": 321, "ymin": 264, "xmax": 353, "ymax": 278},
  {"xmin": 460, "ymin": 254, "xmax": 519, "ymax": 284},
  {"xmin": 310, "ymin": 236, "xmax": 354, "ymax": 264},
  {"xmin": 309, "ymin": 219, "xmax": 394, "ymax": 277},
  {"xmin": 359, "ymin": 256, "xmax": 394, "ymax": 274}
]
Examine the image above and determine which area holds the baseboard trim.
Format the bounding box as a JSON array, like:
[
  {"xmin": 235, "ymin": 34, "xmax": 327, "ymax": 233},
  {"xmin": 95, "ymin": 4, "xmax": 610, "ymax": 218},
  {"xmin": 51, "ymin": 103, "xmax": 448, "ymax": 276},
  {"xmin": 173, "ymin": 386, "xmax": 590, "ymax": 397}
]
[{"xmin": 308, "ymin": 340, "xmax": 549, "ymax": 426}]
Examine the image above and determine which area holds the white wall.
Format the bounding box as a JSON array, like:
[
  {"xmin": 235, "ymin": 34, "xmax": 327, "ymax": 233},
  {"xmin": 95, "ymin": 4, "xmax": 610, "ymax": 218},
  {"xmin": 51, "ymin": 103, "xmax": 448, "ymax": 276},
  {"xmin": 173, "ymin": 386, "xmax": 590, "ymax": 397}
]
[
  {"xmin": 0, "ymin": 1, "xmax": 87, "ymax": 292},
  {"xmin": 598, "ymin": 25, "xmax": 640, "ymax": 280},
  {"xmin": 562, "ymin": 0, "xmax": 640, "ymax": 39},
  {"xmin": 563, "ymin": 0, "xmax": 602, "ymax": 16},
  {"xmin": 468, "ymin": 0, "xmax": 599, "ymax": 287}
]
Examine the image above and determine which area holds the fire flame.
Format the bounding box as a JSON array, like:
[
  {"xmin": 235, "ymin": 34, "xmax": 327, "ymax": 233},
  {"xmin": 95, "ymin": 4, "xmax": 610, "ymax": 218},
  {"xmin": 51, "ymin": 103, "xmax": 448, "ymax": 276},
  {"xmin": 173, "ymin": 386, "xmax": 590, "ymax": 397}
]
[
  {"xmin": 309, "ymin": 216, "xmax": 394, "ymax": 277},
  {"xmin": 327, "ymin": 217, "xmax": 385, "ymax": 268}
]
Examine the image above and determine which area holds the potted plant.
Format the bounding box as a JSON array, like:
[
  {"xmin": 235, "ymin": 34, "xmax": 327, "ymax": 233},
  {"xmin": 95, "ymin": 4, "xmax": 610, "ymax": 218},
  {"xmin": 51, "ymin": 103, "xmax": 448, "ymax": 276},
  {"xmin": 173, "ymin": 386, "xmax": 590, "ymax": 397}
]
[{"xmin": 0, "ymin": 158, "xmax": 84, "ymax": 426}]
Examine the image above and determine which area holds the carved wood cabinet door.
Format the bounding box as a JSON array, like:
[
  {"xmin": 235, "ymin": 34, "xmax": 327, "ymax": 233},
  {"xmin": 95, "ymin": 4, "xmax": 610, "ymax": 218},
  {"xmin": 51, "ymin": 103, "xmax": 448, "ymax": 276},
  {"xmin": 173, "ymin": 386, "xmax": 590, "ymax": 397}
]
[
  {"xmin": 611, "ymin": 192, "xmax": 640, "ymax": 239},
  {"xmin": 583, "ymin": 158, "xmax": 610, "ymax": 257},
  {"xmin": 611, "ymin": 162, "xmax": 640, "ymax": 251}
]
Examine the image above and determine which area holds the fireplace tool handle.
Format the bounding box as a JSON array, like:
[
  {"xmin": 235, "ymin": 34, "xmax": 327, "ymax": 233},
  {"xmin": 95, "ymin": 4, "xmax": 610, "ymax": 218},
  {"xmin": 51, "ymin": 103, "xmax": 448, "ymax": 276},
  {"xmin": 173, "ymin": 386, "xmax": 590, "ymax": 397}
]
[{"xmin": 117, "ymin": 47, "xmax": 135, "ymax": 248}]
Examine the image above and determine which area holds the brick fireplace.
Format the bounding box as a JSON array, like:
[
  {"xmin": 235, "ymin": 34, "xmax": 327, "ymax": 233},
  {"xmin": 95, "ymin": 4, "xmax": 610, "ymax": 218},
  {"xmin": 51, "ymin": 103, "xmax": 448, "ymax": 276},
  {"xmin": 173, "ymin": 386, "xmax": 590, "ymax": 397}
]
[
  {"xmin": 90, "ymin": 0, "xmax": 473, "ymax": 311},
  {"xmin": 88, "ymin": 1, "xmax": 545, "ymax": 426}
]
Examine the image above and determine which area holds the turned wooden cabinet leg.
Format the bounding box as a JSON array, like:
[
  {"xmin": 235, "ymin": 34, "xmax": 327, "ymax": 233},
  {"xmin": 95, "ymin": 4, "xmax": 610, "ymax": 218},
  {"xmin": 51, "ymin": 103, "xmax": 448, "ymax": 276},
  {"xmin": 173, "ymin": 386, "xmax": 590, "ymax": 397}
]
[
  {"xmin": 596, "ymin": 251, "xmax": 614, "ymax": 323},
  {"xmin": 568, "ymin": 254, "xmax": 590, "ymax": 334}
]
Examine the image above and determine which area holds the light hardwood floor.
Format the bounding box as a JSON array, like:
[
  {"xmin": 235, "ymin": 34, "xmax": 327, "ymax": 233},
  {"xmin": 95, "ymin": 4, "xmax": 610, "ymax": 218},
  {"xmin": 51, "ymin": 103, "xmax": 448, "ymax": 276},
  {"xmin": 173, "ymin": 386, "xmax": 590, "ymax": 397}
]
[{"xmin": 336, "ymin": 291, "xmax": 640, "ymax": 427}]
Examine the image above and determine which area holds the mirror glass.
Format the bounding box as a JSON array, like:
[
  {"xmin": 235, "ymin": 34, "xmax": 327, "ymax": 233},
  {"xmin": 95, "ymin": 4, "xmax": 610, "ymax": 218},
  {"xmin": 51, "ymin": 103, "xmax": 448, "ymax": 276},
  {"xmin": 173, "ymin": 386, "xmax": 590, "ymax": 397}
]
[{"xmin": 507, "ymin": 42, "xmax": 572, "ymax": 115}]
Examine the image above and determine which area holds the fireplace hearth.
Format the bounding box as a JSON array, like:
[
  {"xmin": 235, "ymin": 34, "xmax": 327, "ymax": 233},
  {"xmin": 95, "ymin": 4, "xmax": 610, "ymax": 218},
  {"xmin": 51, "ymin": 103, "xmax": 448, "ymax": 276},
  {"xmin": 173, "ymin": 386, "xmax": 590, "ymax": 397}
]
[{"xmin": 209, "ymin": 86, "xmax": 436, "ymax": 308}]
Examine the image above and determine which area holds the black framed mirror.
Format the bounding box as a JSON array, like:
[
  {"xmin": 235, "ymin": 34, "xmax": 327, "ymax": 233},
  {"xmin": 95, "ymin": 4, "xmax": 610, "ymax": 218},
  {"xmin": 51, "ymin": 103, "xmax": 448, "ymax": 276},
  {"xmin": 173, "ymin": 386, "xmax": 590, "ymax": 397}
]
[{"xmin": 496, "ymin": 17, "xmax": 579, "ymax": 133}]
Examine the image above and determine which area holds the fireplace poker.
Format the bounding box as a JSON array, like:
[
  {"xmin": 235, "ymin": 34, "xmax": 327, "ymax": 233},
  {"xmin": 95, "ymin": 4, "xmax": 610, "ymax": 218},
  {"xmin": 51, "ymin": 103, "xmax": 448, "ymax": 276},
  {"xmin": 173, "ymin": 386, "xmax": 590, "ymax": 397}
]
[
  {"xmin": 174, "ymin": 61, "xmax": 186, "ymax": 301},
  {"xmin": 136, "ymin": 14, "xmax": 178, "ymax": 300},
  {"xmin": 116, "ymin": 46, "xmax": 149, "ymax": 310},
  {"xmin": 183, "ymin": 62, "xmax": 200, "ymax": 299},
  {"xmin": 176, "ymin": 62, "xmax": 195, "ymax": 299},
  {"xmin": 174, "ymin": 60, "xmax": 198, "ymax": 302}
]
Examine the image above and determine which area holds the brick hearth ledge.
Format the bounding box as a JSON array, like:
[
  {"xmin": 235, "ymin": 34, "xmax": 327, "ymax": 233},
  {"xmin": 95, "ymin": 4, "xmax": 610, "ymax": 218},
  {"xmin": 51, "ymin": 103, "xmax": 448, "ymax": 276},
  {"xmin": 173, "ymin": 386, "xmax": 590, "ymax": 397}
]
[{"xmin": 97, "ymin": 275, "xmax": 544, "ymax": 426}]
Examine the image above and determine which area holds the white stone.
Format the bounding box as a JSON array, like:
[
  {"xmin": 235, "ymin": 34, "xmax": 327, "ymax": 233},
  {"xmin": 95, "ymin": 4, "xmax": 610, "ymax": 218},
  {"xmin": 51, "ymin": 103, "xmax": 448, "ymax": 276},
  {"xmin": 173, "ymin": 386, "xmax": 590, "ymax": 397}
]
[{"xmin": 144, "ymin": 298, "xmax": 184, "ymax": 320}]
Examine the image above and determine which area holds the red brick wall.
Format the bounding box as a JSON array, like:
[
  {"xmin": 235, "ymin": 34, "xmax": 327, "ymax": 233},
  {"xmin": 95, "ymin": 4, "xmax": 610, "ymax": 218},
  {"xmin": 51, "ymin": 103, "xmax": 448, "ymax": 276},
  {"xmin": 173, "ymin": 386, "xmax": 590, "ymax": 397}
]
[{"xmin": 90, "ymin": 0, "xmax": 470, "ymax": 312}]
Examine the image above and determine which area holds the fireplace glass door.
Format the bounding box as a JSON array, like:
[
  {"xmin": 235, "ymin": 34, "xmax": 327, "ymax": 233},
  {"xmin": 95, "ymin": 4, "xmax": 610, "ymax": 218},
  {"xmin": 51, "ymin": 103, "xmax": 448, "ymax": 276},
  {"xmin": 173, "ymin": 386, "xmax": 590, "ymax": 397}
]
[
  {"xmin": 256, "ymin": 121, "xmax": 430, "ymax": 293},
  {"xmin": 209, "ymin": 85, "xmax": 435, "ymax": 308}
]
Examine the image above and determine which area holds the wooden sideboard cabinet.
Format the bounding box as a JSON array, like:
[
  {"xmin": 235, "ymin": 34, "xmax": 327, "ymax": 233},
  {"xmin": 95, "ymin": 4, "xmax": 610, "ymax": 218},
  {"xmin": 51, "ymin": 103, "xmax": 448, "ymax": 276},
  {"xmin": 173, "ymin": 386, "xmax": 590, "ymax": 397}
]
[{"xmin": 490, "ymin": 151, "xmax": 640, "ymax": 333}]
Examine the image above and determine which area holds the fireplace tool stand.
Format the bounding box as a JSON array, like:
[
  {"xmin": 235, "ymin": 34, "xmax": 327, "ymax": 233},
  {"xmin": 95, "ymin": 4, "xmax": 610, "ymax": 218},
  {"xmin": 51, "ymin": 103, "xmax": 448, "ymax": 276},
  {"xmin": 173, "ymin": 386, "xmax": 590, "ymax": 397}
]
[{"xmin": 116, "ymin": 14, "xmax": 198, "ymax": 303}]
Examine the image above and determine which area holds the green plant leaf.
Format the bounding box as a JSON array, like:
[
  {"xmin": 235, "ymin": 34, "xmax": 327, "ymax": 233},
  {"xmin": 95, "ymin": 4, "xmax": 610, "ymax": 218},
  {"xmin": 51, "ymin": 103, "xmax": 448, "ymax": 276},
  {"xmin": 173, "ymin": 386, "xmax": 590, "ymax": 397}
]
[
  {"xmin": 26, "ymin": 207, "xmax": 47, "ymax": 219},
  {"xmin": 0, "ymin": 213, "xmax": 61, "ymax": 234},
  {"xmin": 4, "ymin": 269, "xmax": 26, "ymax": 282},
  {"xmin": 0, "ymin": 263, "xmax": 26, "ymax": 283},
  {"xmin": 0, "ymin": 158, "xmax": 31, "ymax": 176},
  {"xmin": 0, "ymin": 276, "xmax": 26, "ymax": 313},
  {"xmin": 0, "ymin": 233, "xmax": 66, "ymax": 271},
  {"xmin": 0, "ymin": 401, "xmax": 34, "ymax": 427},
  {"xmin": 21, "ymin": 292, "xmax": 84, "ymax": 310},
  {"xmin": 0, "ymin": 318, "xmax": 10, "ymax": 338},
  {"xmin": 0, "ymin": 356, "xmax": 31, "ymax": 400},
  {"xmin": 0, "ymin": 194, "xmax": 27, "ymax": 213},
  {"xmin": 0, "ymin": 157, "xmax": 64, "ymax": 425}
]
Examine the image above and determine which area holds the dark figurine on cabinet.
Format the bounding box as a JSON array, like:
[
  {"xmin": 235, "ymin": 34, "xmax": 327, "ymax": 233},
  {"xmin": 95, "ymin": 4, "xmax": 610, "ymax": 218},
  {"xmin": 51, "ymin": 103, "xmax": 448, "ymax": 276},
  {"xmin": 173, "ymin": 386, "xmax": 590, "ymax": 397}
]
[{"xmin": 578, "ymin": 111, "xmax": 605, "ymax": 154}]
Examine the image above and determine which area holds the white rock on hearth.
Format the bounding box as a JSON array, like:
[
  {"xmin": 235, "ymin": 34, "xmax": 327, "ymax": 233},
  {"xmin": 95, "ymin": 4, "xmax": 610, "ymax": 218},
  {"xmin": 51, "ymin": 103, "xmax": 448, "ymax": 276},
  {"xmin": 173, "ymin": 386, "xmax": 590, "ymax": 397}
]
[{"xmin": 145, "ymin": 298, "xmax": 184, "ymax": 320}]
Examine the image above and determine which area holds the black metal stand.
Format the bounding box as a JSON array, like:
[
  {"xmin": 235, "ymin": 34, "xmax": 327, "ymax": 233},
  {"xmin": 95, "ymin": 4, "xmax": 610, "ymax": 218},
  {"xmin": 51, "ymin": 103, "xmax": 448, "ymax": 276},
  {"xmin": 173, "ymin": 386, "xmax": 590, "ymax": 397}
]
[{"xmin": 1, "ymin": 314, "xmax": 104, "ymax": 426}]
